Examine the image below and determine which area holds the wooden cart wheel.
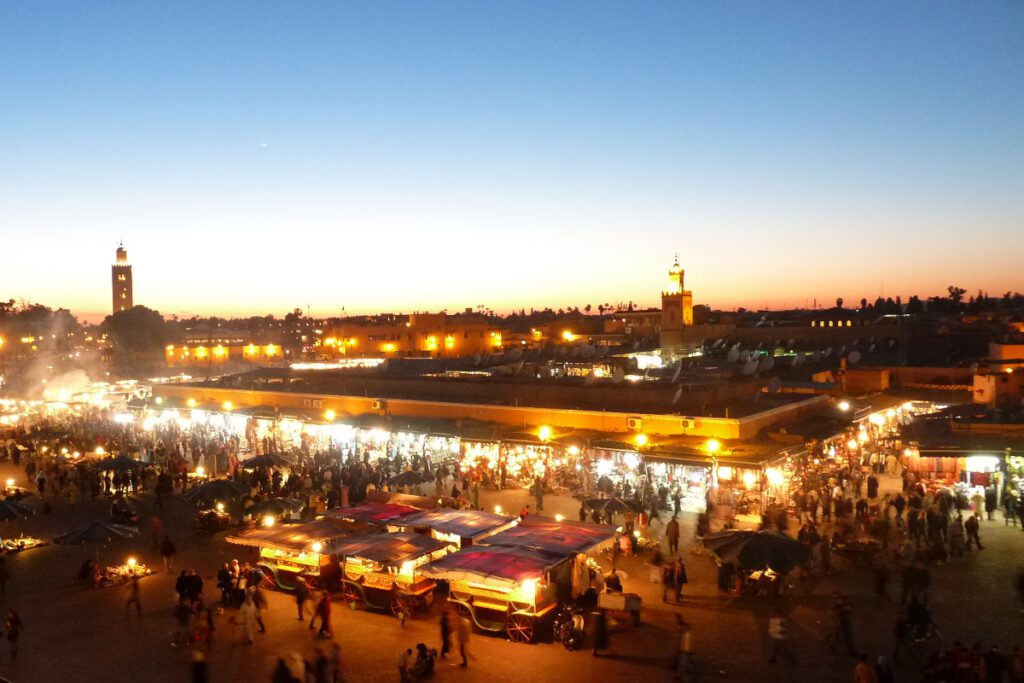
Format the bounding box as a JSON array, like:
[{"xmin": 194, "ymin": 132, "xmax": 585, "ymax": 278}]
[
  {"xmin": 390, "ymin": 595, "xmax": 406, "ymax": 617},
  {"xmin": 452, "ymin": 602, "xmax": 471, "ymax": 619},
  {"xmin": 340, "ymin": 582, "xmax": 362, "ymax": 605},
  {"xmin": 506, "ymin": 614, "xmax": 534, "ymax": 643}
]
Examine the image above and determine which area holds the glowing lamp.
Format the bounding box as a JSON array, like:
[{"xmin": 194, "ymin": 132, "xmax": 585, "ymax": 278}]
[
  {"xmin": 222, "ymin": 401, "xmax": 233, "ymax": 412},
  {"xmin": 493, "ymin": 505, "xmax": 503, "ymax": 514},
  {"xmin": 847, "ymin": 439, "xmax": 859, "ymax": 450},
  {"xmin": 554, "ymin": 514, "xmax": 564, "ymax": 522},
  {"xmin": 215, "ymin": 502, "xmax": 225, "ymax": 513},
  {"xmin": 567, "ymin": 445, "xmax": 580, "ymax": 457},
  {"xmin": 838, "ymin": 400, "xmax": 851, "ymax": 412},
  {"xmin": 311, "ymin": 542, "xmax": 323, "ymax": 554},
  {"xmin": 705, "ymin": 439, "xmax": 721, "ymax": 455},
  {"xmin": 127, "ymin": 557, "xmax": 137, "ymax": 567},
  {"xmin": 155, "ymin": 397, "xmax": 164, "ymax": 405},
  {"xmin": 324, "ymin": 409, "xmax": 336, "ymax": 422},
  {"xmin": 95, "ymin": 447, "xmax": 105, "ymax": 456},
  {"xmin": 633, "ymin": 530, "xmax": 641, "ymax": 539},
  {"xmin": 635, "ymin": 433, "xmax": 648, "ymax": 447},
  {"xmin": 717, "ymin": 466, "xmax": 733, "ymax": 481},
  {"xmin": 186, "ymin": 398, "xmax": 197, "ymax": 408},
  {"xmin": 196, "ymin": 466, "xmax": 205, "ymax": 477},
  {"xmin": 742, "ymin": 471, "xmax": 757, "ymax": 489},
  {"xmin": 537, "ymin": 425, "xmax": 553, "ymax": 442},
  {"xmin": 263, "ymin": 515, "xmax": 276, "ymax": 528},
  {"xmin": 5, "ymin": 479, "xmax": 14, "ymax": 488}
]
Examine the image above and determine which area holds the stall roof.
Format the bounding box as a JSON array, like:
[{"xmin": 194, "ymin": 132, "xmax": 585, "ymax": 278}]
[
  {"xmin": 420, "ymin": 545, "xmax": 566, "ymax": 586},
  {"xmin": 226, "ymin": 518, "xmax": 362, "ymax": 553},
  {"xmin": 394, "ymin": 509, "xmax": 515, "ymax": 539},
  {"xmin": 483, "ymin": 518, "xmax": 615, "ymax": 556},
  {"xmin": 325, "ymin": 502, "xmax": 422, "ymax": 526},
  {"xmin": 322, "ymin": 532, "xmax": 448, "ymax": 566}
]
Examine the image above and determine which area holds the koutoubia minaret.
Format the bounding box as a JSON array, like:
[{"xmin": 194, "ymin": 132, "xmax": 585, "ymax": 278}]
[{"xmin": 111, "ymin": 242, "xmax": 133, "ymax": 313}]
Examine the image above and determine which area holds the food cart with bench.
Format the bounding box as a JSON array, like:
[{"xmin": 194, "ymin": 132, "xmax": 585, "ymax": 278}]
[{"xmin": 324, "ymin": 532, "xmax": 450, "ymax": 617}]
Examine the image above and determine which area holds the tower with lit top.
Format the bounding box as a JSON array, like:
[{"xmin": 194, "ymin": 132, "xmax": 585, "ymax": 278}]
[
  {"xmin": 111, "ymin": 242, "xmax": 133, "ymax": 314},
  {"xmin": 660, "ymin": 254, "xmax": 693, "ymax": 348}
]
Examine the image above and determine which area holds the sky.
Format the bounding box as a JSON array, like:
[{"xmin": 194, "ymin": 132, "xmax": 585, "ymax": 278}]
[{"xmin": 1, "ymin": 2, "xmax": 1022, "ymax": 323}]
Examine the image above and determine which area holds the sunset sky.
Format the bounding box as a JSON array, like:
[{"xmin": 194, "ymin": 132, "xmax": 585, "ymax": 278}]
[{"xmin": 1, "ymin": 3, "xmax": 1021, "ymax": 323}]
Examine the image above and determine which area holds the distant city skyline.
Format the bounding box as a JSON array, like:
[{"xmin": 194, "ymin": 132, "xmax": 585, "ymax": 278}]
[{"xmin": 2, "ymin": 3, "xmax": 1022, "ymax": 322}]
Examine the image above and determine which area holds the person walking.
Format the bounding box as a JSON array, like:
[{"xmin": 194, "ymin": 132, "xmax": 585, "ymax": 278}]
[
  {"xmin": 315, "ymin": 591, "xmax": 332, "ymax": 638},
  {"xmin": 768, "ymin": 610, "xmax": 794, "ymax": 664},
  {"xmin": 126, "ymin": 574, "xmax": 142, "ymax": 615},
  {"xmin": 160, "ymin": 534, "xmax": 177, "ymax": 572},
  {"xmin": 5, "ymin": 610, "xmax": 23, "ymax": 660},
  {"xmin": 0, "ymin": 556, "xmax": 9, "ymax": 596},
  {"xmin": 238, "ymin": 594, "xmax": 257, "ymax": 644},
  {"xmin": 965, "ymin": 512, "xmax": 984, "ymax": 550},
  {"xmin": 456, "ymin": 614, "xmax": 472, "ymax": 668},
  {"xmin": 674, "ymin": 614, "xmax": 696, "ymax": 677},
  {"xmin": 397, "ymin": 648, "xmax": 412, "ymax": 682},
  {"xmin": 439, "ymin": 606, "xmax": 453, "ymax": 659},
  {"xmin": 666, "ymin": 515, "xmax": 680, "ymax": 555},
  {"xmin": 661, "ymin": 561, "xmax": 676, "ymax": 603},
  {"xmin": 853, "ymin": 654, "xmax": 878, "ymax": 683},
  {"xmin": 249, "ymin": 586, "xmax": 267, "ymax": 633},
  {"xmin": 674, "ymin": 556, "xmax": 688, "ymax": 601},
  {"xmin": 295, "ymin": 577, "xmax": 310, "ymax": 621}
]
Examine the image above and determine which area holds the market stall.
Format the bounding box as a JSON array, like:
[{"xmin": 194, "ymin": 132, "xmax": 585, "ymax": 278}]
[
  {"xmin": 391, "ymin": 509, "xmax": 516, "ymax": 548},
  {"xmin": 325, "ymin": 532, "xmax": 449, "ymax": 616},
  {"xmin": 226, "ymin": 518, "xmax": 363, "ymax": 592}
]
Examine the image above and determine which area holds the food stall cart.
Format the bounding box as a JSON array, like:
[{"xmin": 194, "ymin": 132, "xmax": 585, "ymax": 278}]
[
  {"xmin": 390, "ymin": 509, "xmax": 516, "ymax": 548},
  {"xmin": 422, "ymin": 519, "xmax": 616, "ymax": 643},
  {"xmin": 326, "ymin": 501, "xmax": 422, "ymax": 527},
  {"xmin": 325, "ymin": 533, "xmax": 449, "ymax": 617},
  {"xmin": 226, "ymin": 518, "xmax": 364, "ymax": 592}
]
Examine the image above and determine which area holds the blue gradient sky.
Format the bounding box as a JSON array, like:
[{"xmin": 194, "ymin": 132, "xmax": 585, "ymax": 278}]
[{"xmin": 1, "ymin": 2, "xmax": 1021, "ymax": 322}]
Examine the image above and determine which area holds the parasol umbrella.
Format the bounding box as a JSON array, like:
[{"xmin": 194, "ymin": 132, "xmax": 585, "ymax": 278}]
[
  {"xmin": 100, "ymin": 455, "xmax": 145, "ymax": 472},
  {"xmin": 183, "ymin": 479, "xmax": 248, "ymax": 506},
  {"xmin": 0, "ymin": 500, "xmax": 33, "ymax": 522},
  {"xmin": 247, "ymin": 497, "xmax": 305, "ymax": 517},
  {"xmin": 54, "ymin": 521, "xmax": 139, "ymax": 545},
  {"xmin": 700, "ymin": 530, "xmax": 810, "ymax": 573},
  {"xmin": 583, "ymin": 497, "xmax": 644, "ymax": 514},
  {"xmin": 240, "ymin": 453, "xmax": 293, "ymax": 469},
  {"xmin": 387, "ymin": 470, "xmax": 428, "ymax": 487}
]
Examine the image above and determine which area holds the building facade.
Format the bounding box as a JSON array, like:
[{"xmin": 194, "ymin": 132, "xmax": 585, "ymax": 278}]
[
  {"xmin": 322, "ymin": 312, "xmax": 504, "ymax": 359},
  {"xmin": 111, "ymin": 243, "xmax": 133, "ymax": 314}
]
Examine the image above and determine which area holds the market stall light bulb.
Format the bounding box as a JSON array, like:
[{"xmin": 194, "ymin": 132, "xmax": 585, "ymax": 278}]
[
  {"xmin": 127, "ymin": 557, "xmax": 137, "ymax": 567},
  {"xmin": 554, "ymin": 514, "xmax": 564, "ymax": 522},
  {"xmin": 537, "ymin": 425, "xmax": 553, "ymax": 442},
  {"xmin": 521, "ymin": 579, "xmax": 536, "ymax": 596},
  {"xmin": 5, "ymin": 479, "xmax": 13, "ymax": 488},
  {"xmin": 324, "ymin": 409, "xmax": 336, "ymax": 421},
  {"xmin": 705, "ymin": 439, "xmax": 721, "ymax": 454},
  {"xmin": 263, "ymin": 515, "xmax": 276, "ymax": 528},
  {"xmin": 196, "ymin": 466, "xmax": 205, "ymax": 477},
  {"xmin": 635, "ymin": 433, "xmax": 648, "ymax": 447},
  {"xmin": 215, "ymin": 502, "xmax": 224, "ymax": 512},
  {"xmin": 311, "ymin": 542, "xmax": 323, "ymax": 553},
  {"xmin": 95, "ymin": 447, "xmax": 105, "ymax": 456},
  {"xmin": 567, "ymin": 445, "xmax": 580, "ymax": 457},
  {"xmin": 838, "ymin": 400, "xmax": 850, "ymax": 411}
]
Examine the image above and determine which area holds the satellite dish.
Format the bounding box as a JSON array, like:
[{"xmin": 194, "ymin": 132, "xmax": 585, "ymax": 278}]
[
  {"xmin": 672, "ymin": 387, "xmax": 683, "ymax": 405},
  {"xmin": 569, "ymin": 345, "xmax": 581, "ymax": 358},
  {"xmin": 851, "ymin": 338, "xmax": 860, "ymax": 348},
  {"xmin": 767, "ymin": 377, "xmax": 782, "ymax": 394},
  {"xmin": 738, "ymin": 350, "xmax": 750, "ymax": 362},
  {"xmin": 712, "ymin": 338, "xmax": 723, "ymax": 349},
  {"xmin": 632, "ymin": 341, "xmax": 640, "ymax": 352},
  {"xmin": 742, "ymin": 359, "xmax": 757, "ymax": 375},
  {"xmin": 612, "ymin": 367, "xmax": 625, "ymax": 384},
  {"xmin": 732, "ymin": 342, "xmax": 741, "ymax": 350},
  {"xmin": 888, "ymin": 339, "xmax": 896, "ymax": 348},
  {"xmin": 867, "ymin": 344, "xmax": 876, "ymax": 353},
  {"xmin": 787, "ymin": 338, "xmax": 795, "ymax": 347},
  {"xmin": 584, "ymin": 372, "xmax": 596, "ymax": 386},
  {"xmin": 811, "ymin": 351, "xmax": 821, "ymax": 363},
  {"xmin": 848, "ymin": 351, "xmax": 862, "ymax": 365},
  {"xmin": 726, "ymin": 348, "xmax": 740, "ymax": 363},
  {"xmin": 823, "ymin": 347, "xmax": 833, "ymax": 358},
  {"xmin": 761, "ymin": 355, "xmax": 775, "ymax": 371},
  {"xmin": 969, "ymin": 362, "xmax": 979, "ymax": 373},
  {"xmin": 473, "ymin": 354, "xmax": 482, "ymax": 366},
  {"xmin": 671, "ymin": 364, "xmax": 682, "ymax": 383}
]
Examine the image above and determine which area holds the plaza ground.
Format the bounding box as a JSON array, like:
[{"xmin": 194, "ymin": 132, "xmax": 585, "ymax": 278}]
[{"xmin": 0, "ymin": 464, "xmax": 1021, "ymax": 683}]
